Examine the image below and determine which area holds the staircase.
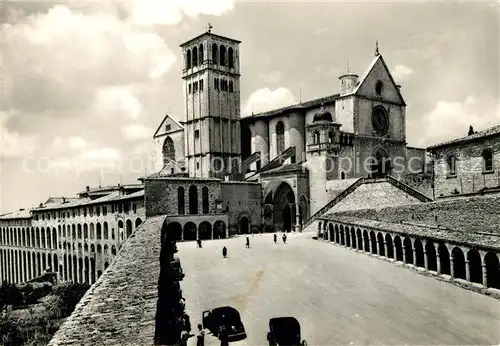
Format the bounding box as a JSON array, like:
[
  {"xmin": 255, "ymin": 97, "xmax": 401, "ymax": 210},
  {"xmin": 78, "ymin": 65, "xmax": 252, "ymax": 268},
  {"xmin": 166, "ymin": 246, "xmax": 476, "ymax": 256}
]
[
  {"xmin": 386, "ymin": 175, "xmax": 432, "ymax": 202},
  {"xmin": 258, "ymin": 147, "xmax": 296, "ymax": 173},
  {"xmin": 228, "ymin": 152, "xmax": 261, "ymax": 181}
]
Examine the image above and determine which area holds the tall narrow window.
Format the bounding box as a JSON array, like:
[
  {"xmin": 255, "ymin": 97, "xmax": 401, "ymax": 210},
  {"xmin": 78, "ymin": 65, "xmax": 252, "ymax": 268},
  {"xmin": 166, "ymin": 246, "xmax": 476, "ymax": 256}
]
[
  {"xmin": 189, "ymin": 185, "xmax": 198, "ymax": 214},
  {"xmin": 447, "ymin": 155, "xmax": 456, "ymax": 176},
  {"xmin": 313, "ymin": 131, "xmax": 320, "ymax": 144},
  {"xmin": 186, "ymin": 49, "xmax": 192, "ymax": 69},
  {"xmin": 220, "ymin": 45, "xmax": 226, "ymax": 66},
  {"xmin": 276, "ymin": 121, "xmax": 285, "ymax": 155},
  {"xmin": 202, "ymin": 186, "xmax": 209, "ymax": 214},
  {"xmin": 482, "ymin": 149, "xmax": 494, "ymax": 172},
  {"xmin": 199, "ymin": 44, "xmax": 204, "ymax": 64},
  {"xmin": 228, "ymin": 47, "xmax": 234, "ymax": 69},
  {"xmin": 177, "ymin": 187, "xmax": 185, "ymax": 215},
  {"xmin": 192, "ymin": 46, "xmax": 198, "ymax": 67},
  {"xmin": 162, "ymin": 137, "xmax": 175, "ymax": 164},
  {"xmin": 212, "ymin": 43, "xmax": 218, "ymax": 64}
]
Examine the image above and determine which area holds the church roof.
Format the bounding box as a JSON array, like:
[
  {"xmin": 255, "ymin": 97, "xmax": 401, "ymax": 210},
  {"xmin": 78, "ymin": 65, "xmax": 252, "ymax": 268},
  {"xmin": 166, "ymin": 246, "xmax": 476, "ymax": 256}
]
[
  {"xmin": 427, "ymin": 124, "xmax": 500, "ymax": 150},
  {"xmin": 243, "ymin": 94, "xmax": 339, "ymax": 120},
  {"xmin": 313, "ymin": 107, "xmax": 333, "ymax": 123}
]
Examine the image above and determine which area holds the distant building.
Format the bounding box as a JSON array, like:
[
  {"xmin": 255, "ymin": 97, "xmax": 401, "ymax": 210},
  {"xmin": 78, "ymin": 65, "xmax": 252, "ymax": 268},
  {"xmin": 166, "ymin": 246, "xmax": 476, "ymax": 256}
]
[
  {"xmin": 427, "ymin": 125, "xmax": 500, "ymax": 199},
  {"xmin": 0, "ymin": 184, "xmax": 145, "ymax": 284}
]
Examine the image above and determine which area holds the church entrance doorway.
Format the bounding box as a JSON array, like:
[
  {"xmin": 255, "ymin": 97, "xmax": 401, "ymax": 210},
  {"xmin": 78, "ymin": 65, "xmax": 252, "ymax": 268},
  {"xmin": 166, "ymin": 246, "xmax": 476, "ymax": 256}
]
[
  {"xmin": 273, "ymin": 182, "xmax": 296, "ymax": 232},
  {"xmin": 239, "ymin": 217, "xmax": 249, "ymax": 234}
]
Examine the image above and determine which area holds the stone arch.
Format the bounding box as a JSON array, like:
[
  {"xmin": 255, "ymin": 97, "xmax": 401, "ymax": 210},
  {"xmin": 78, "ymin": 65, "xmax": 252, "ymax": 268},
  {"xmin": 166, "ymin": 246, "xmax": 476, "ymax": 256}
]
[
  {"xmin": 239, "ymin": 216, "xmax": 250, "ymax": 234},
  {"xmin": 199, "ymin": 221, "xmax": 212, "ymax": 240},
  {"xmin": 163, "ymin": 136, "xmax": 175, "ymax": 164},
  {"xmin": 273, "ymin": 182, "xmax": 296, "ymax": 232},
  {"xmin": 385, "ymin": 234, "xmax": 394, "ymax": 259},
  {"xmin": 189, "ymin": 185, "xmax": 198, "ymax": 214},
  {"xmin": 186, "ymin": 49, "xmax": 191, "ymax": 69},
  {"xmin": 199, "ymin": 43, "xmax": 204, "ymax": 64},
  {"xmin": 329, "ymin": 224, "xmax": 334, "ymax": 242},
  {"xmin": 118, "ymin": 220, "xmax": 124, "ymax": 240},
  {"xmin": 104, "ymin": 244, "xmax": 108, "ymax": 254},
  {"xmin": 161, "ymin": 222, "xmax": 182, "ymax": 243},
  {"xmin": 192, "ymin": 46, "xmax": 198, "ymax": 66},
  {"xmin": 211, "ymin": 43, "xmax": 218, "ymax": 64},
  {"xmin": 377, "ymin": 232, "xmax": 385, "ymax": 256},
  {"xmin": 214, "ymin": 221, "xmax": 227, "ymax": 239},
  {"xmin": 84, "ymin": 224, "xmax": 88, "ymax": 239},
  {"xmin": 126, "ymin": 219, "xmax": 133, "ymax": 238},
  {"xmin": 425, "ymin": 240, "xmax": 437, "ymax": 271},
  {"xmin": 111, "ymin": 246, "xmax": 117, "ymax": 255},
  {"xmin": 340, "ymin": 225, "xmax": 345, "ymax": 245},
  {"xmin": 183, "ymin": 222, "xmax": 197, "ymax": 241},
  {"xmin": 484, "ymin": 252, "xmax": 500, "ymax": 289},
  {"xmin": 482, "ymin": 148, "xmax": 494, "ymax": 172},
  {"xmin": 97, "ymin": 222, "xmax": 102, "ymax": 240},
  {"xmin": 414, "ymin": 238, "xmax": 425, "ymax": 268},
  {"xmin": 104, "ymin": 222, "xmax": 109, "ymax": 239},
  {"xmin": 345, "ymin": 226, "xmax": 350, "ymax": 247},
  {"xmin": 451, "ymin": 247, "xmax": 466, "ymax": 279},
  {"xmin": 369, "ymin": 231, "xmax": 377, "ymax": 254},
  {"xmin": 363, "ymin": 230, "xmax": 369, "ymax": 252},
  {"xmin": 467, "ymin": 249, "xmax": 482, "ymax": 284},
  {"xmin": 91, "ymin": 244, "xmax": 95, "ymax": 253},
  {"xmin": 356, "ymin": 228, "xmax": 363, "ymax": 250},
  {"xmin": 438, "ymin": 243, "xmax": 451, "ymax": 275},
  {"xmin": 403, "ymin": 237, "xmax": 413, "ymax": 264},
  {"xmin": 276, "ymin": 121, "xmax": 285, "ymax": 155},
  {"xmin": 97, "ymin": 244, "xmax": 102, "ymax": 254},
  {"xmin": 77, "ymin": 225, "xmax": 82, "ymax": 239},
  {"xmin": 350, "ymin": 228, "xmax": 356, "ymax": 249},
  {"xmin": 135, "ymin": 218, "xmax": 143, "ymax": 228},
  {"xmin": 219, "ymin": 45, "xmax": 226, "ymax": 66}
]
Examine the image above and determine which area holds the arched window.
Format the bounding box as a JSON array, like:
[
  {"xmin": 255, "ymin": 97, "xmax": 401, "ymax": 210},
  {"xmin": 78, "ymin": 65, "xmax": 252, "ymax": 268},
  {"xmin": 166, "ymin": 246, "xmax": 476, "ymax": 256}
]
[
  {"xmin": 313, "ymin": 131, "xmax": 320, "ymax": 144},
  {"xmin": 341, "ymin": 171, "xmax": 346, "ymax": 179},
  {"xmin": 212, "ymin": 43, "xmax": 218, "ymax": 64},
  {"xmin": 220, "ymin": 45, "xmax": 226, "ymax": 66},
  {"xmin": 202, "ymin": 186, "xmax": 209, "ymax": 214},
  {"xmin": 199, "ymin": 44, "xmax": 204, "ymax": 64},
  {"xmin": 192, "ymin": 46, "xmax": 198, "ymax": 67},
  {"xmin": 186, "ymin": 49, "xmax": 192, "ymax": 69},
  {"xmin": 189, "ymin": 185, "xmax": 198, "ymax": 214},
  {"xmin": 163, "ymin": 137, "xmax": 175, "ymax": 164},
  {"xmin": 228, "ymin": 47, "xmax": 234, "ymax": 68},
  {"xmin": 177, "ymin": 187, "xmax": 185, "ymax": 215},
  {"xmin": 276, "ymin": 121, "xmax": 285, "ymax": 155},
  {"xmin": 447, "ymin": 155, "xmax": 456, "ymax": 176},
  {"xmin": 328, "ymin": 131, "xmax": 334, "ymax": 143},
  {"xmin": 482, "ymin": 149, "xmax": 494, "ymax": 172}
]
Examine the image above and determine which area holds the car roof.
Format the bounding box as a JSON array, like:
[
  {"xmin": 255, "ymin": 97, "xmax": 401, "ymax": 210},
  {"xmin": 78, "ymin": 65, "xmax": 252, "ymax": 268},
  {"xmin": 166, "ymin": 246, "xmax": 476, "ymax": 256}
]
[{"xmin": 212, "ymin": 306, "xmax": 239, "ymax": 314}]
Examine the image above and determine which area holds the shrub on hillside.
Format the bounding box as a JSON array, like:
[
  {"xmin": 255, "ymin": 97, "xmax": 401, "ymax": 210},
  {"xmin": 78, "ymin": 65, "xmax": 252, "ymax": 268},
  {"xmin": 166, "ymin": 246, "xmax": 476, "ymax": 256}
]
[{"xmin": 51, "ymin": 282, "xmax": 90, "ymax": 318}]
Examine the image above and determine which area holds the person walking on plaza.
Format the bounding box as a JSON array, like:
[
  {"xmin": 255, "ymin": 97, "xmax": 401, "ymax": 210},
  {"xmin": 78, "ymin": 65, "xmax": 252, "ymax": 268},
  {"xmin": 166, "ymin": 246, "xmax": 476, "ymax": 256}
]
[
  {"xmin": 273, "ymin": 233, "xmax": 277, "ymax": 244},
  {"xmin": 197, "ymin": 238, "xmax": 202, "ymax": 248},
  {"xmin": 222, "ymin": 246, "xmax": 227, "ymax": 258},
  {"xmin": 246, "ymin": 236, "xmax": 250, "ymax": 248},
  {"xmin": 282, "ymin": 233, "xmax": 287, "ymax": 244},
  {"xmin": 196, "ymin": 324, "xmax": 205, "ymax": 346}
]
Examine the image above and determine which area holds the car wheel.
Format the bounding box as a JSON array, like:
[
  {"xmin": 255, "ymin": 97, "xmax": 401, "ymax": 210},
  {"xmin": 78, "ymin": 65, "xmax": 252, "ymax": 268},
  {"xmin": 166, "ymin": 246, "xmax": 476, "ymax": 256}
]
[{"xmin": 301, "ymin": 340, "xmax": 307, "ymax": 346}]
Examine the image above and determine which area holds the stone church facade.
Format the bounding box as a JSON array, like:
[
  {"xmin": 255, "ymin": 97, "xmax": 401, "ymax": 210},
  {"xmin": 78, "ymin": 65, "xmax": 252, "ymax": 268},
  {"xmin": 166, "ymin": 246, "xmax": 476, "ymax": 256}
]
[{"xmin": 150, "ymin": 30, "xmax": 426, "ymax": 236}]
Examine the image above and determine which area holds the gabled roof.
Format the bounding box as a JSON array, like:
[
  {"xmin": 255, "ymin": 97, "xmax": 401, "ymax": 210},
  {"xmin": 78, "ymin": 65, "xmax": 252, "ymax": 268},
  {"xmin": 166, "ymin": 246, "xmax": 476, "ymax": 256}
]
[
  {"xmin": 153, "ymin": 114, "xmax": 184, "ymax": 138},
  {"xmin": 348, "ymin": 54, "xmax": 406, "ymax": 106},
  {"xmin": 427, "ymin": 124, "xmax": 500, "ymax": 150},
  {"xmin": 0, "ymin": 209, "xmax": 32, "ymax": 220}
]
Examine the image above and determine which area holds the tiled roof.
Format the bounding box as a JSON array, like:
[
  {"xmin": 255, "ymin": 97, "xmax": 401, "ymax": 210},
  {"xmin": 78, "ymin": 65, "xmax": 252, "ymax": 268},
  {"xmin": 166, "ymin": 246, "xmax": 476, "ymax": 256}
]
[
  {"xmin": 427, "ymin": 124, "xmax": 500, "ymax": 150},
  {"xmin": 48, "ymin": 215, "xmax": 165, "ymax": 346},
  {"xmin": 260, "ymin": 162, "xmax": 307, "ymax": 175},
  {"xmin": 242, "ymin": 94, "xmax": 340, "ymax": 119},
  {"xmin": 322, "ymin": 215, "xmax": 500, "ymax": 251},
  {"xmin": 0, "ymin": 209, "xmax": 32, "ymax": 220},
  {"xmin": 145, "ymin": 176, "xmax": 222, "ymax": 182},
  {"xmin": 77, "ymin": 184, "xmax": 144, "ymax": 195}
]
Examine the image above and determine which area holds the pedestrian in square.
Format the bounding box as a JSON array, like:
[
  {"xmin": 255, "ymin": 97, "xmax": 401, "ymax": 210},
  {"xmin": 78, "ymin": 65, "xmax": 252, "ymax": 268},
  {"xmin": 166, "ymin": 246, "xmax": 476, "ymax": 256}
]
[
  {"xmin": 246, "ymin": 236, "xmax": 250, "ymax": 248},
  {"xmin": 196, "ymin": 324, "xmax": 205, "ymax": 346}
]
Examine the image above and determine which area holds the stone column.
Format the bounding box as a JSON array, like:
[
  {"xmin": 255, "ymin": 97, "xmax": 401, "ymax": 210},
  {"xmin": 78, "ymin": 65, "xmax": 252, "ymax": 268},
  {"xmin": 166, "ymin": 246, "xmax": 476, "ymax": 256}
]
[
  {"xmin": 450, "ymin": 255, "xmax": 455, "ymax": 278},
  {"xmin": 295, "ymin": 202, "xmax": 301, "ymax": 232},
  {"xmin": 424, "ymin": 250, "xmax": 428, "ymax": 270},
  {"xmin": 465, "ymin": 260, "xmax": 470, "ymax": 282},
  {"xmin": 436, "ymin": 253, "xmax": 441, "ymax": 274},
  {"xmin": 402, "ymin": 247, "xmax": 406, "ymax": 264},
  {"xmin": 413, "ymin": 249, "xmax": 417, "ymax": 266},
  {"xmin": 482, "ymin": 264, "xmax": 488, "ymax": 287},
  {"xmin": 14, "ymin": 251, "xmax": 18, "ymax": 284}
]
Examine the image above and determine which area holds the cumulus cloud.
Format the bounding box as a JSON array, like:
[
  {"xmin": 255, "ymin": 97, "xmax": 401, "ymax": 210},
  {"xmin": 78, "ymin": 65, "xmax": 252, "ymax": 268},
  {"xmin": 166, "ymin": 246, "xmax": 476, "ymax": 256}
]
[
  {"xmin": 243, "ymin": 88, "xmax": 297, "ymax": 116},
  {"xmin": 52, "ymin": 136, "xmax": 87, "ymax": 151},
  {"xmin": 94, "ymin": 87, "xmax": 143, "ymax": 119},
  {"xmin": 121, "ymin": 123, "xmax": 153, "ymax": 141},
  {"xmin": 0, "ymin": 112, "xmax": 39, "ymax": 158},
  {"xmin": 391, "ymin": 64, "xmax": 414, "ymax": 81},
  {"xmin": 408, "ymin": 95, "xmax": 500, "ymax": 147}
]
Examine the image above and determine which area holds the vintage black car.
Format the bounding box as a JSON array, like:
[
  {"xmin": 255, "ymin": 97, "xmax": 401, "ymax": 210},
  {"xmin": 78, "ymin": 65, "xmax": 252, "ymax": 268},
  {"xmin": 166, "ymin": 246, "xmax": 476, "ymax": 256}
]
[
  {"xmin": 202, "ymin": 306, "xmax": 247, "ymax": 341},
  {"xmin": 267, "ymin": 317, "xmax": 307, "ymax": 346}
]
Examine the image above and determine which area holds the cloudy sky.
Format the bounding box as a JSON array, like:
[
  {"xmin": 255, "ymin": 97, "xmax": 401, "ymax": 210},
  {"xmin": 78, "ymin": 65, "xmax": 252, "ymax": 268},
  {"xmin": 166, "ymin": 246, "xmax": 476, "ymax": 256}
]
[{"xmin": 0, "ymin": 0, "xmax": 498, "ymax": 213}]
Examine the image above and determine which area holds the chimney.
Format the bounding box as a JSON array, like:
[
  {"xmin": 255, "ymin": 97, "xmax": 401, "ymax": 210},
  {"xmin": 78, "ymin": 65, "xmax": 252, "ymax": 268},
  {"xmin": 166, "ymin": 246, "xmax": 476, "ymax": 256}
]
[
  {"xmin": 39, "ymin": 203, "xmax": 43, "ymax": 208},
  {"xmin": 86, "ymin": 186, "xmax": 90, "ymax": 192},
  {"xmin": 62, "ymin": 197, "xmax": 66, "ymax": 203}
]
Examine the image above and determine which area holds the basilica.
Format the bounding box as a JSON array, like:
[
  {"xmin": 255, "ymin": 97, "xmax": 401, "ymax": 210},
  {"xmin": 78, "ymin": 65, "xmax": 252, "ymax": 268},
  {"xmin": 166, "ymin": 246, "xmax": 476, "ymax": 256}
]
[{"xmin": 147, "ymin": 29, "xmax": 427, "ymax": 238}]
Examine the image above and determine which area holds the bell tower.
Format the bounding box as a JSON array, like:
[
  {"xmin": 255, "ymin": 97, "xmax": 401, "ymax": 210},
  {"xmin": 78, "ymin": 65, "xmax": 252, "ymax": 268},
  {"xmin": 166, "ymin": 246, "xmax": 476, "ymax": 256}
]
[{"xmin": 180, "ymin": 25, "xmax": 242, "ymax": 178}]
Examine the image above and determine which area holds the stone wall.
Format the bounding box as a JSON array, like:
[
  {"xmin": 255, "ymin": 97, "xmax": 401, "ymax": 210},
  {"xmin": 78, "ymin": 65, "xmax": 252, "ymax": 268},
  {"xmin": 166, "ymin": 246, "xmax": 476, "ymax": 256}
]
[
  {"xmin": 432, "ymin": 136, "xmax": 500, "ymax": 198},
  {"xmin": 400, "ymin": 172, "xmax": 434, "ymax": 199},
  {"xmin": 145, "ymin": 178, "xmax": 221, "ymax": 218},
  {"xmin": 220, "ymin": 182, "xmax": 262, "ymax": 234},
  {"xmin": 333, "ymin": 194, "xmax": 500, "ymax": 235}
]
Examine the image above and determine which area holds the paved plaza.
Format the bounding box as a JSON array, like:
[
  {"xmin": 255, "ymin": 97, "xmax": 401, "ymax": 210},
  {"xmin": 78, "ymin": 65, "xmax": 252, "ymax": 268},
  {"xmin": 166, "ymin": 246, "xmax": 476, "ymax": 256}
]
[{"xmin": 178, "ymin": 232, "xmax": 500, "ymax": 346}]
